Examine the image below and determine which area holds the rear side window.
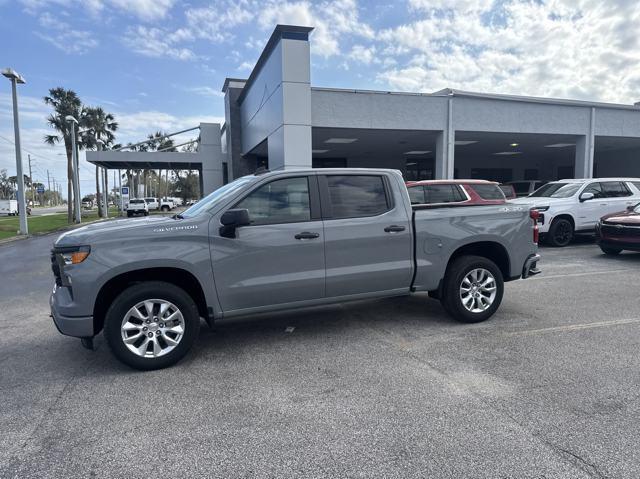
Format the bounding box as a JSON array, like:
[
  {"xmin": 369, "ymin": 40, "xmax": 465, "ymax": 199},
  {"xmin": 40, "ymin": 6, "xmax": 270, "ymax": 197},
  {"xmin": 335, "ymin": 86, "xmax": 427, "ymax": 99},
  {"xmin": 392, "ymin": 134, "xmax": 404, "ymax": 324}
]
[
  {"xmin": 408, "ymin": 186, "xmax": 426, "ymax": 204},
  {"xmin": 633, "ymin": 182, "xmax": 640, "ymax": 192},
  {"xmin": 235, "ymin": 177, "xmax": 311, "ymax": 225},
  {"xmin": 471, "ymin": 184, "xmax": 505, "ymax": 200},
  {"xmin": 601, "ymin": 181, "xmax": 632, "ymax": 198},
  {"xmin": 424, "ymin": 184, "xmax": 466, "ymax": 203},
  {"xmin": 326, "ymin": 175, "xmax": 389, "ymax": 218}
]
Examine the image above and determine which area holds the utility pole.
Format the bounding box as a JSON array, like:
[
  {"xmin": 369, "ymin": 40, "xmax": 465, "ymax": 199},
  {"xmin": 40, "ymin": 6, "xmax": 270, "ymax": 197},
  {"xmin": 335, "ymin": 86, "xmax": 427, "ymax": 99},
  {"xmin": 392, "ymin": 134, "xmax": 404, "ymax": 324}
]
[{"xmin": 47, "ymin": 170, "xmax": 51, "ymax": 205}]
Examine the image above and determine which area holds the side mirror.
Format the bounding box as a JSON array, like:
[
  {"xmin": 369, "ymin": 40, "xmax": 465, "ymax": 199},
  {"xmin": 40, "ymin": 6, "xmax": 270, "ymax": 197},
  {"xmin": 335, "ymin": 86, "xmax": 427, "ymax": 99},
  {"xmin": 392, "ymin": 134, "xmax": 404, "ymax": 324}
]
[
  {"xmin": 579, "ymin": 192, "xmax": 594, "ymax": 202},
  {"xmin": 219, "ymin": 208, "xmax": 250, "ymax": 238},
  {"xmin": 627, "ymin": 205, "xmax": 635, "ymax": 212}
]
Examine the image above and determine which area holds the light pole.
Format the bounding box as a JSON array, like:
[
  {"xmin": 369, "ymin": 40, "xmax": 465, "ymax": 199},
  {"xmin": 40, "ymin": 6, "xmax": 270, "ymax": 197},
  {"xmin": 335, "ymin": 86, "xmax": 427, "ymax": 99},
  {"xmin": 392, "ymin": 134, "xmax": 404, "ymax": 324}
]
[
  {"xmin": 65, "ymin": 115, "xmax": 81, "ymax": 223},
  {"xmin": 2, "ymin": 68, "xmax": 28, "ymax": 235}
]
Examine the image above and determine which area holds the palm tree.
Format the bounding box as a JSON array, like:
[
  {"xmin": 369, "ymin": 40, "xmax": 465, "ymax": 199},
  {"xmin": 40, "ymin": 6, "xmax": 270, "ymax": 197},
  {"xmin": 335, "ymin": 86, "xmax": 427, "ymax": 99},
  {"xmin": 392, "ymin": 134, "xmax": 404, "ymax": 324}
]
[
  {"xmin": 81, "ymin": 106, "xmax": 118, "ymax": 217},
  {"xmin": 43, "ymin": 88, "xmax": 83, "ymax": 223}
]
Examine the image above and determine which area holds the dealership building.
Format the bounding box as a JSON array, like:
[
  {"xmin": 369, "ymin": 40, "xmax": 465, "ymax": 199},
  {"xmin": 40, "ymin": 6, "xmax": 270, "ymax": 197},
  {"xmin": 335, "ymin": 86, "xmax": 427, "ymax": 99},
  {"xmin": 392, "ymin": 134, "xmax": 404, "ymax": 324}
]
[{"xmin": 90, "ymin": 24, "xmax": 640, "ymax": 194}]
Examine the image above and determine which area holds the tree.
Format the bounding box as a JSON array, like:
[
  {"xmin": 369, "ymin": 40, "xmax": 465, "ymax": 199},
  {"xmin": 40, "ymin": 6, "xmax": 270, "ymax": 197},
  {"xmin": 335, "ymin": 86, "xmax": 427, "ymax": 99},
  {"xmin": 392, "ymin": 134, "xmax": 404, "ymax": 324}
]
[
  {"xmin": 81, "ymin": 106, "xmax": 118, "ymax": 217},
  {"xmin": 0, "ymin": 169, "xmax": 14, "ymax": 199},
  {"xmin": 43, "ymin": 88, "xmax": 84, "ymax": 223}
]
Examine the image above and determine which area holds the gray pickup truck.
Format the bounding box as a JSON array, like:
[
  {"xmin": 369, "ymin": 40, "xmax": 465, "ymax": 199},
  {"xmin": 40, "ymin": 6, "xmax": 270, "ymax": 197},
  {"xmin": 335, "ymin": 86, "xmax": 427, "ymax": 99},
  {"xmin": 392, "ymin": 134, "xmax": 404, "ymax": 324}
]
[{"xmin": 50, "ymin": 168, "xmax": 540, "ymax": 370}]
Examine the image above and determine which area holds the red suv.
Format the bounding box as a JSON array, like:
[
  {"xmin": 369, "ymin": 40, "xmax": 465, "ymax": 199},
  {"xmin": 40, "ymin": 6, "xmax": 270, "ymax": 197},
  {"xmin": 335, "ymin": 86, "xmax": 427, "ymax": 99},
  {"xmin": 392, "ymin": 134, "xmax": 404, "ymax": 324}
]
[{"xmin": 406, "ymin": 180, "xmax": 507, "ymax": 206}]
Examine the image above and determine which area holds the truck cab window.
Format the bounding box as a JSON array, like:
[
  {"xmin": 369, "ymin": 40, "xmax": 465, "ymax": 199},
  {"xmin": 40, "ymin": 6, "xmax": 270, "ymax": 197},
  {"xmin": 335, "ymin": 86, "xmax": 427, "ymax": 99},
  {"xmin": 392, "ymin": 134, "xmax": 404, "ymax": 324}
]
[
  {"xmin": 235, "ymin": 177, "xmax": 311, "ymax": 225},
  {"xmin": 326, "ymin": 175, "xmax": 390, "ymax": 218}
]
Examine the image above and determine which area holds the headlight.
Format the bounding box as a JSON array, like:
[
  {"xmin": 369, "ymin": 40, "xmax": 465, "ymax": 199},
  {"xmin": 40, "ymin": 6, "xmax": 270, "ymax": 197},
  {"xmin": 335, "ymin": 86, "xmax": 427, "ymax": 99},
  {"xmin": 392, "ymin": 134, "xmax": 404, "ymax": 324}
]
[
  {"xmin": 58, "ymin": 245, "xmax": 91, "ymax": 265},
  {"xmin": 533, "ymin": 206, "xmax": 550, "ymax": 212}
]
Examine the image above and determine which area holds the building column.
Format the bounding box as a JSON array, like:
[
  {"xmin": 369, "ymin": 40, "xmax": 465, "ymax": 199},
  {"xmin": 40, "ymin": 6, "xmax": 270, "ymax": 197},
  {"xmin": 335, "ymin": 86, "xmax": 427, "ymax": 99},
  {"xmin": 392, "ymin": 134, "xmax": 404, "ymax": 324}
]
[
  {"xmin": 198, "ymin": 123, "xmax": 224, "ymax": 194},
  {"xmin": 574, "ymin": 107, "xmax": 595, "ymax": 178},
  {"xmin": 435, "ymin": 97, "xmax": 455, "ymax": 179}
]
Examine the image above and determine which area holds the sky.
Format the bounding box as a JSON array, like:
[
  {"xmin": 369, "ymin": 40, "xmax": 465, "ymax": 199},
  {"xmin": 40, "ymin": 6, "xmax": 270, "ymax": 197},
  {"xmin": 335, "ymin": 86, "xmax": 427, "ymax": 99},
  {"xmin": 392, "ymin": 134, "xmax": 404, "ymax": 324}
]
[{"xmin": 1, "ymin": 0, "xmax": 640, "ymax": 198}]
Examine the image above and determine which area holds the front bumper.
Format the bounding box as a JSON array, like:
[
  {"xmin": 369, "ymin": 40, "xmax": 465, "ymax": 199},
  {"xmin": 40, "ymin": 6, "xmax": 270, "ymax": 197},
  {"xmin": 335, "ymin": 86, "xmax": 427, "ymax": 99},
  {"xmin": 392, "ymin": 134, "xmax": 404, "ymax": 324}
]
[
  {"xmin": 522, "ymin": 254, "xmax": 541, "ymax": 279},
  {"xmin": 50, "ymin": 283, "xmax": 94, "ymax": 338}
]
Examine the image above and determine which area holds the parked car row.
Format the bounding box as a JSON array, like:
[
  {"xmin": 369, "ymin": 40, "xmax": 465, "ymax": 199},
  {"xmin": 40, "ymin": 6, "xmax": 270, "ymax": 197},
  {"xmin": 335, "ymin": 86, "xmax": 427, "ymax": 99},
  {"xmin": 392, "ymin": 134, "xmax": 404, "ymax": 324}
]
[
  {"xmin": 407, "ymin": 177, "xmax": 640, "ymax": 249},
  {"xmin": 126, "ymin": 197, "xmax": 178, "ymax": 217}
]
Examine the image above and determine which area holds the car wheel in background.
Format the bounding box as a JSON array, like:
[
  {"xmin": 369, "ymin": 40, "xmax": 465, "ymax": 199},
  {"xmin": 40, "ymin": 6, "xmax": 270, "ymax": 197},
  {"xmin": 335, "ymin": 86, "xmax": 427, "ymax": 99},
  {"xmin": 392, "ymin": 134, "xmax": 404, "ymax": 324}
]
[
  {"xmin": 161, "ymin": 205, "xmax": 169, "ymax": 212},
  {"xmin": 144, "ymin": 211, "xmax": 149, "ymax": 216},
  {"xmin": 547, "ymin": 218, "xmax": 574, "ymax": 247},
  {"xmin": 104, "ymin": 281, "xmax": 200, "ymax": 370},
  {"xmin": 441, "ymin": 255, "xmax": 504, "ymax": 323},
  {"xmin": 600, "ymin": 245, "xmax": 622, "ymax": 255},
  {"xmin": 126, "ymin": 211, "xmax": 132, "ymax": 217}
]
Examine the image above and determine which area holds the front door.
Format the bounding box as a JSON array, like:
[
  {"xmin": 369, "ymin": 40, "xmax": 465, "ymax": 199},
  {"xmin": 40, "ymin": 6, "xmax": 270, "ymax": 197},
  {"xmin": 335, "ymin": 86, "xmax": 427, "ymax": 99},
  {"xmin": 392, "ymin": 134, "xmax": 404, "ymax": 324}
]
[
  {"xmin": 319, "ymin": 174, "xmax": 413, "ymax": 297},
  {"xmin": 210, "ymin": 175, "xmax": 325, "ymax": 313}
]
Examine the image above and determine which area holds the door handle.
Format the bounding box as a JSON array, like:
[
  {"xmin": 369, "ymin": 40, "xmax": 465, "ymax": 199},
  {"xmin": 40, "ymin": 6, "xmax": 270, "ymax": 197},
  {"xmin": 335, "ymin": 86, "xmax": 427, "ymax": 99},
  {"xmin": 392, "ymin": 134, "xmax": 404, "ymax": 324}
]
[
  {"xmin": 384, "ymin": 225, "xmax": 406, "ymax": 233},
  {"xmin": 294, "ymin": 232, "xmax": 320, "ymax": 240}
]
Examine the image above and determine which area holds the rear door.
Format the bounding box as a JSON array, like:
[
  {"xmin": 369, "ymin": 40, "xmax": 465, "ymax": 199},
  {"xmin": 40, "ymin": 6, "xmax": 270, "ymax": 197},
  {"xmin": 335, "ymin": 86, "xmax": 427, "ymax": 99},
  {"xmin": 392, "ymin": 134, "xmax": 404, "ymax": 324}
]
[
  {"xmin": 319, "ymin": 174, "xmax": 413, "ymax": 297},
  {"xmin": 210, "ymin": 175, "xmax": 326, "ymax": 312},
  {"xmin": 601, "ymin": 181, "xmax": 637, "ymax": 215}
]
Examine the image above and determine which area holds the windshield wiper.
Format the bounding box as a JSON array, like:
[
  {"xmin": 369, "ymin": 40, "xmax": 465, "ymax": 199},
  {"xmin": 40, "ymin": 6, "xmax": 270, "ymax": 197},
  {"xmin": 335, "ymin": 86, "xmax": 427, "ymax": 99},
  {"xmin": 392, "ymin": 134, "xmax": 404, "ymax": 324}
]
[{"xmin": 173, "ymin": 213, "xmax": 185, "ymax": 220}]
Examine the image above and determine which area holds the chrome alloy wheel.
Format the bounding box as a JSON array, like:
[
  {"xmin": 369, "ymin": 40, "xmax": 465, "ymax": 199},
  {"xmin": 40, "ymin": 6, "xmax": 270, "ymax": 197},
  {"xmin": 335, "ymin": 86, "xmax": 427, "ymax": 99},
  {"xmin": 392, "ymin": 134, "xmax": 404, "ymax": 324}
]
[
  {"xmin": 120, "ymin": 299, "xmax": 185, "ymax": 358},
  {"xmin": 459, "ymin": 268, "xmax": 497, "ymax": 313}
]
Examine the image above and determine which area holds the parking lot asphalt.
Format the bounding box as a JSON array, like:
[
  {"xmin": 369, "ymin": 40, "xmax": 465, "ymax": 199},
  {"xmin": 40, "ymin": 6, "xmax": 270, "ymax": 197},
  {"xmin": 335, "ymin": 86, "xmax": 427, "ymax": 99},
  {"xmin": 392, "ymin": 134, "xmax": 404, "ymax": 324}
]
[{"xmin": 1, "ymin": 233, "xmax": 639, "ymax": 479}]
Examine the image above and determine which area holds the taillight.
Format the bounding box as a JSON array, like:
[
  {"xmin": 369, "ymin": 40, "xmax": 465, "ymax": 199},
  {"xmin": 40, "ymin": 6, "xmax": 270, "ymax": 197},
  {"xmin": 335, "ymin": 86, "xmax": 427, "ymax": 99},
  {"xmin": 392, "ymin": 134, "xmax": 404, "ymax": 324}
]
[{"xmin": 530, "ymin": 209, "xmax": 539, "ymax": 244}]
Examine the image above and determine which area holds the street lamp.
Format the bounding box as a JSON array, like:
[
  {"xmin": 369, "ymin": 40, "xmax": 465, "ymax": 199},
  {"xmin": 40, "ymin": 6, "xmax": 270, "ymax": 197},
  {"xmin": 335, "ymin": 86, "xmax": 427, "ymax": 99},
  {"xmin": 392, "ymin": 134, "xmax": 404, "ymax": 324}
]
[
  {"xmin": 3, "ymin": 68, "xmax": 28, "ymax": 235},
  {"xmin": 65, "ymin": 115, "xmax": 81, "ymax": 223}
]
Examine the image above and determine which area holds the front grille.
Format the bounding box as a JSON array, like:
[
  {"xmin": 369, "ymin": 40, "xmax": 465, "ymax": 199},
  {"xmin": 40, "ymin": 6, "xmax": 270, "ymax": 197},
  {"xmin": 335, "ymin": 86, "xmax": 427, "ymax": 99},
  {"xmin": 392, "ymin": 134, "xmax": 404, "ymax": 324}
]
[
  {"xmin": 601, "ymin": 223, "xmax": 640, "ymax": 237},
  {"xmin": 50, "ymin": 250, "xmax": 62, "ymax": 286}
]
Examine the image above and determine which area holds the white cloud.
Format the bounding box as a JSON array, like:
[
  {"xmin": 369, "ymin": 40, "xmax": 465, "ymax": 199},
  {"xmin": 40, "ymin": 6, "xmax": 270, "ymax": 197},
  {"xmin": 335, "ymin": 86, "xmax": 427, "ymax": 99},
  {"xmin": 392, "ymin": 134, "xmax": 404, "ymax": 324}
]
[
  {"xmin": 183, "ymin": 86, "xmax": 225, "ymax": 98},
  {"xmin": 375, "ymin": 0, "xmax": 640, "ymax": 103},
  {"xmin": 122, "ymin": 26, "xmax": 197, "ymax": 61},
  {"xmin": 35, "ymin": 11, "xmax": 98, "ymax": 54},
  {"xmin": 259, "ymin": 0, "xmax": 373, "ymax": 58},
  {"xmin": 20, "ymin": 0, "xmax": 175, "ymax": 21},
  {"xmin": 349, "ymin": 44, "xmax": 377, "ymax": 64},
  {"xmin": 183, "ymin": 3, "xmax": 254, "ymax": 42}
]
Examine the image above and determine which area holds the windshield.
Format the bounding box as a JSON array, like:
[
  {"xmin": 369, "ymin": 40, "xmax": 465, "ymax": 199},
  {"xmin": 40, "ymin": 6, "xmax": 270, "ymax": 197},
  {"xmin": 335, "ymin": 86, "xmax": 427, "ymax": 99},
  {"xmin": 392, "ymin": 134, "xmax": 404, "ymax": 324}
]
[
  {"xmin": 180, "ymin": 176, "xmax": 257, "ymax": 218},
  {"xmin": 528, "ymin": 182, "xmax": 581, "ymax": 198}
]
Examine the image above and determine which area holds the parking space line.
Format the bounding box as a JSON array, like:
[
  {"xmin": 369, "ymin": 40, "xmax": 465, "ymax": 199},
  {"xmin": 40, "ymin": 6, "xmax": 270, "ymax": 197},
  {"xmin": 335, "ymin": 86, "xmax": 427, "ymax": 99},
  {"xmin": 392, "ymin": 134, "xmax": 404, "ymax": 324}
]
[
  {"xmin": 527, "ymin": 268, "xmax": 633, "ymax": 280},
  {"xmin": 503, "ymin": 317, "xmax": 640, "ymax": 337}
]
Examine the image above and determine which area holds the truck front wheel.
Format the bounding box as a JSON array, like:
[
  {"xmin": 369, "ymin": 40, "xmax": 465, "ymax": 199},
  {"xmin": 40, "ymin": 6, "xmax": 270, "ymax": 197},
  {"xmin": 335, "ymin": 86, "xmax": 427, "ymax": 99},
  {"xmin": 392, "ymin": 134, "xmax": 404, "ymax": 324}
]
[
  {"xmin": 441, "ymin": 255, "xmax": 504, "ymax": 323},
  {"xmin": 104, "ymin": 281, "xmax": 200, "ymax": 370}
]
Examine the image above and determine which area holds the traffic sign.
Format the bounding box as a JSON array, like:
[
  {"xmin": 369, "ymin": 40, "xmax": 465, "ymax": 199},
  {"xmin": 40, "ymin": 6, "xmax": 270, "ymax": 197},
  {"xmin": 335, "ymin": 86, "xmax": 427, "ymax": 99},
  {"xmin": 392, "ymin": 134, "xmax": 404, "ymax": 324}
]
[{"xmin": 36, "ymin": 185, "xmax": 45, "ymax": 194}]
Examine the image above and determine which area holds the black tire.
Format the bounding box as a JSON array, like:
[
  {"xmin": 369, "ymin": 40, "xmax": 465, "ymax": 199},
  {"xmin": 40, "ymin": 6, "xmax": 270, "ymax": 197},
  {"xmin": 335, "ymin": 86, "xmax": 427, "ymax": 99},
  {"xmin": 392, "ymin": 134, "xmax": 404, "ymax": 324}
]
[
  {"xmin": 546, "ymin": 217, "xmax": 574, "ymax": 247},
  {"xmin": 441, "ymin": 255, "xmax": 504, "ymax": 323},
  {"xmin": 161, "ymin": 205, "xmax": 169, "ymax": 212},
  {"xmin": 104, "ymin": 281, "xmax": 200, "ymax": 370},
  {"xmin": 600, "ymin": 245, "xmax": 622, "ymax": 255},
  {"xmin": 127, "ymin": 211, "xmax": 132, "ymax": 217},
  {"xmin": 144, "ymin": 211, "xmax": 149, "ymax": 216}
]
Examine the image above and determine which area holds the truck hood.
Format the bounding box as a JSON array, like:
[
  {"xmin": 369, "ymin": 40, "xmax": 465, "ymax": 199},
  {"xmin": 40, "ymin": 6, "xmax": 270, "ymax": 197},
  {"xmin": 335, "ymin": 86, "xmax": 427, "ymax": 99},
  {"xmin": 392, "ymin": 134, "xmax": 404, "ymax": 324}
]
[
  {"xmin": 510, "ymin": 196, "xmax": 573, "ymax": 208},
  {"xmin": 54, "ymin": 216, "xmax": 198, "ymax": 247}
]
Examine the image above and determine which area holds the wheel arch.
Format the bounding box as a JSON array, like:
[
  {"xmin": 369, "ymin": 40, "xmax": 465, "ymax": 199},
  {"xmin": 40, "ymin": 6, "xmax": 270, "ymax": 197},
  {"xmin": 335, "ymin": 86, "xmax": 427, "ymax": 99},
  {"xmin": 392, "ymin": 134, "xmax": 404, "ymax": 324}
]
[
  {"xmin": 446, "ymin": 241, "xmax": 511, "ymax": 280},
  {"xmin": 93, "ymin": 267, "xmax": 209, "ymax": 335}
]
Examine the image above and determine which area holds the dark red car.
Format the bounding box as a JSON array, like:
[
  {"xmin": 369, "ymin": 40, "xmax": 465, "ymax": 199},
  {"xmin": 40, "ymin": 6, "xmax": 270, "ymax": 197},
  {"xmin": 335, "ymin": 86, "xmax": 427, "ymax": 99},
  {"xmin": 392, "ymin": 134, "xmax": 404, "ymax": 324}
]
[
  {"xmin": 596, "ymin": 202, "xmax": 640, "ymax": 254},
  {"xmin": 406, "ymin": 180, "xmax": 507, "ymax": 206}
]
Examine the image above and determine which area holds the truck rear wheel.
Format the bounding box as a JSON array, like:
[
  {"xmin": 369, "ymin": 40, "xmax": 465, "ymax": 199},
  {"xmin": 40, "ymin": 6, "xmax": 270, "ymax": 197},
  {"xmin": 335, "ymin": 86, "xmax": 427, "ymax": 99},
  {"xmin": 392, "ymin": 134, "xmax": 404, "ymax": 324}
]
[
  {"xmin": 441, "ymin": 255, "xmax": 504, "ymax": 323},
  {"xmin": 104, "ymin": 281, "xmax": 200, "ymax": 370}
]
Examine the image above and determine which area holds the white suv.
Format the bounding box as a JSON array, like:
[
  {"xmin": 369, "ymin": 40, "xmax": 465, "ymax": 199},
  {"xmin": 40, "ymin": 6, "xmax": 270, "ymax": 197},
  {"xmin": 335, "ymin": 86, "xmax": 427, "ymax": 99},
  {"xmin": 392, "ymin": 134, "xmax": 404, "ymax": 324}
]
[
  {"xmin": 512, "ymin": 178, "xmax": 640, "ymax": 246},
  {"xmin": 126, "ymin": 199, "xmax": 149, "ymax": 217}
]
